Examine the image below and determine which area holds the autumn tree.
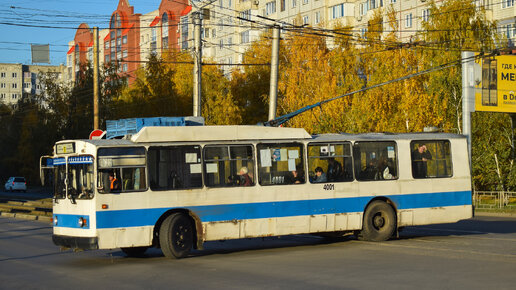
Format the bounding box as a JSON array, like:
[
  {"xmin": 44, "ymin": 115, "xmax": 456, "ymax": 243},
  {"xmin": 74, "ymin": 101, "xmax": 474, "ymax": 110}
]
[{"xmin": 230, "ymin": 32, "xmax": 272, "ymax": 125}]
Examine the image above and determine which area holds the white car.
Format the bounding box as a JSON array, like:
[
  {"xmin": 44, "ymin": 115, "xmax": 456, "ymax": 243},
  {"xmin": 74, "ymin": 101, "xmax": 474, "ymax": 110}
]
[{"xmin": 4, "ymin": 177, "xmax": 27, "ymax": 192}]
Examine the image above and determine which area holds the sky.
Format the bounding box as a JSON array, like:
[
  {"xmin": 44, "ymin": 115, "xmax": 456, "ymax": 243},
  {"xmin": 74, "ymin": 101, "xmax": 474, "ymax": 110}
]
[{"xmin": 0, "ymin": 0, "xmax": 162, "ymax": 65}]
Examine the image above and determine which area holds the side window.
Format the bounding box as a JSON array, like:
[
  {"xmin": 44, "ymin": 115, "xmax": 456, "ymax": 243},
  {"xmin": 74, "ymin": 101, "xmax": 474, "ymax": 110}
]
[
  {"xmin": 257, "ymin": 143, "xmax": 304, "ymax": 185},
  {"xmin": 97, "ymin": 147, "xmax": 147, "ymax": 193},
  {"xmin": 308, "ymin": 143, "xmax": 353, "ymax": 183},
  {"xmin": 353, "ymin": 141, "xmax": 398, "ymax": 181},
  {"xmin": 203, "ymin": 145, "xmax": 255, "ymax": 187},
  {"xmin": 411, "ymin": 140, "xmax": 452, "ymax": 178},
  {"xmin": 148, "ymin": 146, "xmax": 202, "ymax": 190}
]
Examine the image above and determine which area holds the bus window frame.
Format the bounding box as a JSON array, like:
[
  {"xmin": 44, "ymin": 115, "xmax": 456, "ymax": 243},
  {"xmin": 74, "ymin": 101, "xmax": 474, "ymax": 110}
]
[
  {"xmin": 203, "ymin": 144, "xmax": 256, "ymax": 188},
  {"xmin": 410, "ymin": 139, "xmax": 453, "ymax": 179},
  {"xmin": 353, "ymin": 141, "xmax": 399, "ymax": 182},
  {"xmin": 307, "ymin": 141, "xmax": 354, "ymax": 183},
  {"xmin": 97, "ymin": 146, "xmax": 148, "ymax": 194},
  {"xmin": 147, "ymin": 145, "xmax": 203, "ymax": 191},
  {"xmin": 256, "ymin": 142, "xmax": 305, "ymax": 186}
]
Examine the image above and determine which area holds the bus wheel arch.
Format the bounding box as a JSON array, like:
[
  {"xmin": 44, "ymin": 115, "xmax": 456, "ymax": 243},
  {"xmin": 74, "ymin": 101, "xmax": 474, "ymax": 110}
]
[
  {"xmin": 154, "ymin": 209, "xmax": 204, "ymax": 254},
  {"xmin": 358, "ymin": 197, "xmax": 398, "ymax": 242}
]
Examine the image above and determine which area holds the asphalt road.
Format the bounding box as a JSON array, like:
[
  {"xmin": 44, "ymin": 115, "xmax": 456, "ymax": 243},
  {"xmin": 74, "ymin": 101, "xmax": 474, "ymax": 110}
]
[{"xmin": 0, "ymin": 215, "xmax": 515, "ymax": 290}]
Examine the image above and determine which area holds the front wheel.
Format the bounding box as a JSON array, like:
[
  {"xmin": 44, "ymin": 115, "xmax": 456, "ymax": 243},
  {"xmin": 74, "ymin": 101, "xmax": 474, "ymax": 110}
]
[
  {"xmin": 159, "ymin": 213, "xmax": 194, "ymax": 259},
  {"xmin": 358, "ymin": 201, "xmax": 396, "ymax": 242}
]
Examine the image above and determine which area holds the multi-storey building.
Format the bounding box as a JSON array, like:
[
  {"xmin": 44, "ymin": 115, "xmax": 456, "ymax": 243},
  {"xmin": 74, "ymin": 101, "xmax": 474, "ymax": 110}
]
[
  {"xmin": 67, "ymin": 0, "xmax": 516, "ymax": 82},
  {"xmin": 0, "ymin": 63, "xmax": 67, "ymax": 106},
  {"xmin": 66, "ymin": 0, "xmax": 190, "ymax": 84}
]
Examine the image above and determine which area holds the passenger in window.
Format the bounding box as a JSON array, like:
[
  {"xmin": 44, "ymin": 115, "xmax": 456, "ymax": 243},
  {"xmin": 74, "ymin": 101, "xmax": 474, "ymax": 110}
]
[
  {"xmin": 290, "ymin": 169, "xmax": 304, "ymax": 184},
  {"xmin": 238, "ymin": 167, "xmax": 253, "ymax": 186},
  {"xmin": 378, "ymin": 156, "xmax": 395, "ymax": 180},
  {"xmin": 168, "ymin": 171, "xmax": 182, "ymax": 189},
  {"xmin": 313, "ymin": 167, "xmax": 327, "ymax": 183},
  {"xmin": 412, "ymin": 144, "xmax": 432, "ymax": 178},
  {"xmin": 109, "ymin": 171, "xmax": 121, "ymax": 191},
  {"xmin": 327, "ymin": 158, "xmax": 342, "ymax": 181},
  {"xmin": 360, "ymin": 159, "xmax": 378, "ymax": 180}
]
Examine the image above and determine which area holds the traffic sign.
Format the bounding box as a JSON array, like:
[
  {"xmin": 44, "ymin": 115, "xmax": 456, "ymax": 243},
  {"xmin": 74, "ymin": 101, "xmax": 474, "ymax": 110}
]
[{"xmin": 89, "ymin": 129, "xmax": 105, "ymax": 140}]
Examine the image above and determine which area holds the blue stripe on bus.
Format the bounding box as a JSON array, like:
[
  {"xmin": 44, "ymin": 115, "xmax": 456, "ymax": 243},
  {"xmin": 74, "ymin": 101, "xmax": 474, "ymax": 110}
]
[
  {"xmin": 54, "ymin": 214, "xmax": 90, "ymax": 229},
  {"xmin": 94, "ymin": 190, "xmax": 472, "ymax": 229}
]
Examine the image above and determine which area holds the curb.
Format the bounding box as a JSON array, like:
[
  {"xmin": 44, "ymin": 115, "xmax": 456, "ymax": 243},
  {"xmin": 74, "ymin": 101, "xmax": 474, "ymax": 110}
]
[{"xmin": 474, "ymin": 211, "xmax": 516, "ymax": 218}]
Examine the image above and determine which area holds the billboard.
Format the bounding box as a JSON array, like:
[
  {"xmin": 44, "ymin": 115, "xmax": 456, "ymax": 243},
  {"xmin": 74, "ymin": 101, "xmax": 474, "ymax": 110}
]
[{"xmin": 475, "ymin": 55, "xmax": 516, "ymax": 112}]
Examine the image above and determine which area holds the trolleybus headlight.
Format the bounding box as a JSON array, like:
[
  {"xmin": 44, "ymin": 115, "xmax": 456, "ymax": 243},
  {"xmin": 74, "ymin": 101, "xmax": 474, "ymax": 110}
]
[
  {"xmin": 53, "ymin": 216, "xmax": 58, "ymax": 226},
  {"xmin": 78, "ymin": 217, "xmax": 87, "ymax": 228}
]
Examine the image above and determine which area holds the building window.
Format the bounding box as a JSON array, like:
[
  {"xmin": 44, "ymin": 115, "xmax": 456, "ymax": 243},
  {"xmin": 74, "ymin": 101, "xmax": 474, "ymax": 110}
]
[
  {"xmin": 281, "ymin": 0, "xmax": 286, "ymax": 11},
  {"xmin": 0, "ymin": 93, "xmax": 5, "ymax": 98},
  {"xmin": 123, "ymin": 63, "xmax": 128, "ymax": 72},
  {"xmin": 239, "ymin": 9, "xmax": 251, "ymax": 24},
  {"xmin": 12, "ymin": 83, "xmax": 17, "ymax": 89},
  {"xmin": 303, "ymin": 0, "xmax": 308, "ymax": 4},
  {"xmin": 123, "ymin": 50, "xmax": 128, "ymax": 59},
  {"xmin": 502, "ymin": 0, "xmax": 515, "ymax": 8},
  {"xmin": 151, "ymin": 27, "xmax": 157, "ymax": 42},
  {"xmin": 0, "ymin": 83, "xmax": 5, "ymax": 88},
  {"xmin": 12, "ymin": 72, "xmax": 17, "ymax": 78},
  {"xmin": 292, "ymin": 0, "xmax": 296, "ymax": 7},
  {"xmin": 0, "ymin": 72, "xmax": 5, "ymax": 78},
  {"xmin": 105, "ymin": 55, "xmax": 110, "ymax": 63},
  {"xmin": 122, "ymin": 35, "xmax": 127, "ymax": 44},
  {"xmin": 405, "ymin": 13, "xmax": 413, "ymax": 28},
  {"xmin": 265, "ymin": 1, "xmax": 276, "ymax": 16},
  {"xmin": 241, "ymin": 30, "xmax": 250, "ymax": 43},
  {"xmin": 422, "ymin": 9, "xmax": 430, "ymax": 22},
  {"xmin": 361, "ymin": 28, "xmax": 367, "ymax": 38},
  {"xmin": 390, "ymin": 0, "xmax": 396, "ymax": 3},
  {"xmin": 219, "ymin": 39, "xmax": 224, "ymax": 49},
  {"xmin": 12, "ymin": 93, "xmax": 17, "ymax": 99},
  {"xmin": 303, "ymin": 15, "xmax": 309, "ymax": 25},
  {"xmin": 315, "ymin": 11, "xmax": 320, "ymax": 24},
  {"xmin": 331, "ymin": 4, "xmax": 345, "ymax": 19}
]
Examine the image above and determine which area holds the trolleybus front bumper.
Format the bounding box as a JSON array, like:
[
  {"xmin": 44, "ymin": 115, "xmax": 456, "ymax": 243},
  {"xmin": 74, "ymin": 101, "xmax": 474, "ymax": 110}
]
[{"xmin": 53, "ymin": 235, "xmax": 99, "ymax": 250}]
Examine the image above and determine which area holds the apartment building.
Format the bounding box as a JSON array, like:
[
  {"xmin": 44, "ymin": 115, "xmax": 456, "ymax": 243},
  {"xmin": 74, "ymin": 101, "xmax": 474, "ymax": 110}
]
[
  {"xmin": 66, "ymin": 0, "xmax": 515, "ymax": 82},
  {"xmin": 0, "ymin": 63, "xmax": 67, "ymax": 106}
]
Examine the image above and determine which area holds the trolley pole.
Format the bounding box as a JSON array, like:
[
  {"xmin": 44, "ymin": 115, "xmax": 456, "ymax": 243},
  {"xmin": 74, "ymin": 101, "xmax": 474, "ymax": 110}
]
[
  {"xmin": 268, "ymin": 25, "xmax": 280, "ymax": 121},
  {"xmin": 93, "ymin": 27, "xmax": 100, "ymax": 130},
  {"xmin": 193, "ymin": 12, "xmax": 202, "ymax": 117}
]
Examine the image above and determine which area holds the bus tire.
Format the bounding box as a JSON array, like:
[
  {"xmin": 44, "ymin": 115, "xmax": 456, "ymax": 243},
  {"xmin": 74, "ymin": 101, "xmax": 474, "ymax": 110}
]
[
  {"xmin": 359, "ymin": 201, "xmax": 396, "ymax": 242},
  {"xmin": 121, "ymin": 246, "xmax": 148, "ymax": 257},
  {"xmin": 159, "ymin": 213, "xmax": 194, "ymax": 259}
]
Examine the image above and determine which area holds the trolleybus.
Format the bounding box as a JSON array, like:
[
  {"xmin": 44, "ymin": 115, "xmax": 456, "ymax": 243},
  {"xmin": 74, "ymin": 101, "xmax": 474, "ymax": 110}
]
[{"xmin": 41, "ymin": 125, "xmax": 472, "ymax": 258}]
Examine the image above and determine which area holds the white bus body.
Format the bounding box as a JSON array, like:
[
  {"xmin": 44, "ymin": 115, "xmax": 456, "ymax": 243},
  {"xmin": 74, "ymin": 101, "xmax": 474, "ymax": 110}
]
[{"xmin": 46, "ymin": 126, "xmax": 472, "ymax": 258}]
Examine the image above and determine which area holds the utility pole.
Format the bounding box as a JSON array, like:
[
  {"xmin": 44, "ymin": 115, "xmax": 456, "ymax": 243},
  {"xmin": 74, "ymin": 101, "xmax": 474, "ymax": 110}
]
[
  {"xmin": 193, "ymin": 12, "xmax": 202, "ymax": 117},
  {"xmin": 461, "ymin": 51, "xmax": 476, "ymax": 166},
  {"xmin": 93, "ymin": 27, "xmax": 99, "ymax": 130},
  {"xmin": 268, "ymin": 25, "xmax": 280, "ymax": 121}
]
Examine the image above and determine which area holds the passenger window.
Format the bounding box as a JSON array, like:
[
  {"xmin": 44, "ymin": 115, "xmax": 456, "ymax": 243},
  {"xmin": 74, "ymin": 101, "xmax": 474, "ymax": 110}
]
[
  {"xmin": 148, "ymin": 146, "xmax": 202, "ymax": 190},
  {"xmin": 411, "ymin": 140, "xmax": 452, "ymax": 178},
  {"xmin": 257, "ymin": 143, "xmax": 305, "ymax": 185},
  {"xmin": 308, "ymin": 143, "xmax": 353, "ymax": 183},
  {"xmin": 203, "ymin": 145, "xmax": 255, "ymax": 187},
  {"xmin": 353, "ymin": 142, "xmax": 398, "ymax": 181},
  {"xmin": 97, "ymin": 147, "xmax": 147, "ymax": 193}
]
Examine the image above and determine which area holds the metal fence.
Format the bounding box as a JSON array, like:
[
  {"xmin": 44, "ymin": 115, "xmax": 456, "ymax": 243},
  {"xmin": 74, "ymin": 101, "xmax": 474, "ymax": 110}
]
[{"xmin": 473, "ymin": 191, "xmax": 516, "ymax": 209}]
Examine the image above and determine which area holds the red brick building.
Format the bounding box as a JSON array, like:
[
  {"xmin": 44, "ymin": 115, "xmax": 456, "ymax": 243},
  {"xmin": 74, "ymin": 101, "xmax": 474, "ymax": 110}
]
[{"xmin": 66, "ymin": 0, "xmax": 190, "ymax": 85}]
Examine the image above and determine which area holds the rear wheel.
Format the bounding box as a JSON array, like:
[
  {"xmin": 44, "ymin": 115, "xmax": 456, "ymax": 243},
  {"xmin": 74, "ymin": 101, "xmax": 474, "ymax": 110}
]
[
  {"xmin": 159, "ymin": 213, "xmax": 194, "ymax": 259},
  {"xmin": 358, "ymin": 201, "xmax": 396, "ymax": 241},
  {"xmin": 121, "ymin": 246, "xmax": 148, "ymax": 257}
]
